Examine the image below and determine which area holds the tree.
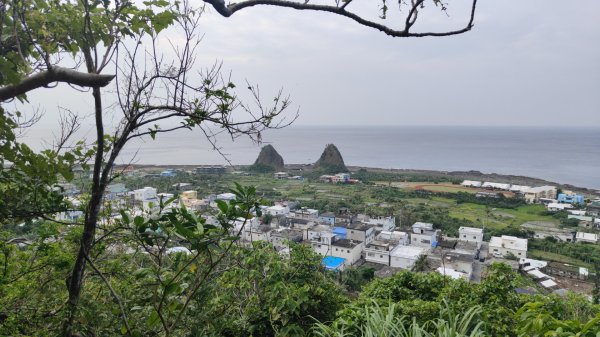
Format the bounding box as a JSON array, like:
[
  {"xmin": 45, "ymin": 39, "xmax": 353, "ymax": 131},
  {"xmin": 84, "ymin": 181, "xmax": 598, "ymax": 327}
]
[
  {"xmin": 2, "ymin": 1, "xmax": 292, "ymax": 334},
  {"xmin": 2, "ymin": 0, "xmax": 483, "ymax": 335},
  {"xmin": 411, "ymin": 254, "xmax": 430, "ymax": 272}
]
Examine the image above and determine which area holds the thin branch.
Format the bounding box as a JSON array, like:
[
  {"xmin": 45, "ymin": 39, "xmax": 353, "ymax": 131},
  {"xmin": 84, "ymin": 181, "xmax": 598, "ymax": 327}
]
[
  {"xmin": 83, "ymin": 253, "xmax": 132, "ymax": 336},
  {"xmin": 203, "ymin": 0, "xmax": 478, "ymax": 37}
]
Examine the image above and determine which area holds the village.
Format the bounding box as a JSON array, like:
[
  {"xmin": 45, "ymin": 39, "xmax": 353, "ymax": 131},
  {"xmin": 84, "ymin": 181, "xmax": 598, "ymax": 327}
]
[{"xmin": 53, "ymin": 165, "xmax": 600, "ymax": 297}]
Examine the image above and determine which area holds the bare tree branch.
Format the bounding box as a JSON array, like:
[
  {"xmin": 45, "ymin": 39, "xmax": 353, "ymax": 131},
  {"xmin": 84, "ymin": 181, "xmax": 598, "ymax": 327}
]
[{"xmin": 203, "ymin": 0, "xmax": 478, "ymax": 37}]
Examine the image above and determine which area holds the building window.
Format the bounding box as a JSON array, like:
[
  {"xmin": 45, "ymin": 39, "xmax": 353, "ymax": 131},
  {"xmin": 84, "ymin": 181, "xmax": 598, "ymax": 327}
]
[
  {"xmin": 335, "ymin": 248, "xmax": 338, "ymax": 251},
  {"xmin": 463, "ymin": 235, "xmax": 466, "ymax": 238},
  {"xmin": 422, "ymin": 240, "xmax": 430, "ymax": 244},
  {"xmin": 473, "ymin": 236, "xmax": 476, "ymax": 239},
  {"xmin": 380, "ymin": 255, "xmax": 383, "ymax": 258},
  {"xmin": 347, "ymin": 250, "xmax": 350, "ymax": 253}
]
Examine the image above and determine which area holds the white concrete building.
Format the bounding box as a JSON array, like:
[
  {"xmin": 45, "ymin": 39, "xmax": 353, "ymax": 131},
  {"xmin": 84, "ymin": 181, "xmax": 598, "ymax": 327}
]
[
  {"xmin": 547, "ymin": 203, "xmax": 573, "ymax": 211},
  {"xmin": 524, "ymin": 186, "xmax": 557, "ymax": 203},
  {"xmin": 510, "ymin": 185, "xmax": 531, "ymax": 193},
  {"xmin": 329, "ymin": 239, "xmax": 364, "ymax": 267},
  {"xmin": 133, "ymin": 187, "xmax": 157, "ymax": 201},
  {"xmin": 216, "ymin": 192, "xmax": 236, "ymax": 201},
  {"xmin": 461, "ymin": 180, "xmax": 482, "ymax": 188},
  {"xmin": 482, "ymin": 182, "xmax": 511, "ymax": 190},
  {"xmin": 458, "ymin": 227, "xmax": 484, "ymax": 245},
  {"xmin": 489, "ymin": 235, "xmax": 528, "ymax": 258},
  {"xmin": 364, "ymin": 231, "xmax": 409, "ymax": 266},
  {"xmin": 292, "ymin": 208, "xmax": 319, "ymax": 219},
  {"xmin": 576, "ymin": 232, "xmax": 599, "ymax": 244},
  {"xmin": 411, "ymin": 222, "xmax": 441, "ymax": 248},
  {"xmin": 390, "ymin": 245, "xmax": 428, "ymax": 269},
  {"xmin": 362, "ymin": 216, "xmax": 396, "ymax": 232},
  {"xmin": 311, "ymin": 232, "xmax": 337, "ymax": 256},
  {"xmin": 266, "ymin": 205, "xmax": 290, "ymax": 216},
  {"xmin": 436, "ymin": 267, "xmax": 468, "ymax": 280},
  {"xmin": 343, "ymin": 222, "xmax": 375, "ymax": 244}
]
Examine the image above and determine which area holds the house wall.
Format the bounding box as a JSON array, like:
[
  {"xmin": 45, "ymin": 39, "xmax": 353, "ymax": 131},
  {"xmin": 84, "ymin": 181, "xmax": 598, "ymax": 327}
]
[
  {"xmin": 411, "ymin": 233, "xmax": 436, "ymax": 247},
  {"xmin": 390, "ymin": 255, "xmax": 418, "ymax": 269},
  {"xmin": 346, "ymin": 227, "xmax": 375, "ymax": 244},
  {"xmin": 365, "ymin": 250, "xmax": 390, "ymax": 265},
  {"xmin": 330, "ymin": 243, "xmax": 364, "ymax": 266},
  {"xmin": 458, "ymin": 229, "xmax": 483, "ymax": 244},
  {"xmin": 489, "ymin": 246, "xmax": 526, "ymax": 258}
]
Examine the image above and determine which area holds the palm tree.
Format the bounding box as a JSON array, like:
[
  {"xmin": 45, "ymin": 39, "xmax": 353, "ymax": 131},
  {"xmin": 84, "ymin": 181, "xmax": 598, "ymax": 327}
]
[{"xmin": 412, "ymin": 254, "xmax": 430, "ymax": 272}]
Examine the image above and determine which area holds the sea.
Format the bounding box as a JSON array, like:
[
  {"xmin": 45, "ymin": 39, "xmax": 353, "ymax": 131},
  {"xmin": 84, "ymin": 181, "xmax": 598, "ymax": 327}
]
[{"xmin": 113, "ymin": 126, "xmax": 600, "ymax": 190}]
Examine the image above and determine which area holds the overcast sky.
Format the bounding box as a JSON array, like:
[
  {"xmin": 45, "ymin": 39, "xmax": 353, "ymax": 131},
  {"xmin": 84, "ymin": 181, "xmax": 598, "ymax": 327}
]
[{"xmin": 14, "ymin": 0, "xmax": 600, "ymax": 132}]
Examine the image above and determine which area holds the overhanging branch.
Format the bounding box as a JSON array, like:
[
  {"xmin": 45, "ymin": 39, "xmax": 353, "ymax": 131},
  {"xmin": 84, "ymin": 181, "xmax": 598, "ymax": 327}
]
[
  {"xmin": 203, "ymin": 0, "xmax": 478, "ymax": 38},
  {"xmin": 0, "ymin": 66, "xmax": 115, "ymax": 101}
]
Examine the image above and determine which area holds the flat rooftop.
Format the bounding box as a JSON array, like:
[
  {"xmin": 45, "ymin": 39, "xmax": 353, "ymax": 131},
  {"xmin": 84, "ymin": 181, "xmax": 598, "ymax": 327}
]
[
  {"xmin": 390, "ymin": 245, "xmax": 427, "ymax": 259},
  {"xmin": 332, "ymin": 239, "xmax": 361, "ymax": 249}
]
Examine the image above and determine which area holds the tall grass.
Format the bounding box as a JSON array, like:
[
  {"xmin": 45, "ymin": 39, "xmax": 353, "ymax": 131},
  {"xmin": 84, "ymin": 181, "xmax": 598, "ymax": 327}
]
[{"xmin": 312, "ymin": 301, "xmax": 484, "ymax": 337}]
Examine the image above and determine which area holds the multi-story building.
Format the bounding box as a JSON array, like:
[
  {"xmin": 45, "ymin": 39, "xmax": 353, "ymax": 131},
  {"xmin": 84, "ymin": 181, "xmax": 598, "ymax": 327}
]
[
  {"xmin": 489, "ymin": 235, "xmax": 528, "ymax": 258},
  {"xmin": 411, "ymin": 222, "xmax": 441, "ymax": 248},
  {"xmin": 458, "ymin": 227, "xmax": 484, "ymax": 245},
  {"xmin": 364, "ymin": 231, "xmax": 409, "ymax": 265},
  {"xmin": 524, "ymin": 186, "xmax": 557, "ymax": 204}
]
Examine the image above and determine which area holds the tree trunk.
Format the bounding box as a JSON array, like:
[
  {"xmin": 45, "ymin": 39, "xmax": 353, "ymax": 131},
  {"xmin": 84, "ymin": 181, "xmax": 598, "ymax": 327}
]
[{"xmin": 63, "ymin": 86, "xmax": 104, "ymax": 336}]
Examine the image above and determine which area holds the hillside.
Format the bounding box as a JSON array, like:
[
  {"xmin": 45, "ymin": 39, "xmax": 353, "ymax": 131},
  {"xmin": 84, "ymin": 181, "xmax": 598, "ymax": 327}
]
[
  {"xmin": 250, "ymin": 144, "xmax": 285, "ymax": 172},
  {"xmin": 314, "ymin": 144, "xmax": 348, "ymax": 173}
]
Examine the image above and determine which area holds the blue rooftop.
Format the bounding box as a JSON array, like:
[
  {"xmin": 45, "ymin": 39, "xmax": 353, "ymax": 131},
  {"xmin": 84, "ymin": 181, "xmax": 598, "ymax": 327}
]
[{"xmin": 322, "ymin": 256, "xmax": 345, "ymax": 270}]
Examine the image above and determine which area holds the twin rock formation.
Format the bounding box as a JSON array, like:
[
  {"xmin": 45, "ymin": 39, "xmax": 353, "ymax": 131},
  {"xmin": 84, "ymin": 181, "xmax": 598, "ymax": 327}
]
[{"xmin": 251, "ymin": 143, "xmax": 347, "ymax": 173}]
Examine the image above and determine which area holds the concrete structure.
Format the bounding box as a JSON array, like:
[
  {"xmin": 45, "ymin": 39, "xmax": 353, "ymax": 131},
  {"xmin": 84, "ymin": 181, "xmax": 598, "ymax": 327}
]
[
  {"xmin": 332, "ymin": 173, "xmax": 350, "ymax": 183},
  {"xmin": 105, "ymin": 183, "xmax": 128, "ymax": 200},
  {"xmin": 458, "ymin": 227, "xmax": 484, "ymax": 245},
  {"xmin": 364, "ymin": 231, "xmax": 409, "ymax": 265},
  {"xmin": 293, "ymin": 208, "xmax": 319, "ymax": 219},
  {"xmin": 576, "ymin": 232, "xmax": 599, "ymax": 244},
  {"xmin": 133, "ymin": 187, "xmax": 157, "ymax": 201},
  {"xmin": 266, "ymin": 205, "xmax": 290, "ymax": 216},
  {"xmin": 461, "ymin": 180, "xmax": 482, "ymax": 188},
  {"xmin": 557, "ymin": 193, "xmax": 585, "ymax": 204},
  {"xmin": 241, "ymin": 225, "xmax": 272, "ymax": 244},
  {"xmin": 522, "ymin": 222, "xmax": 575, "ymax": 242},
  {"xmin": 330, "ymin": 239, "xmax": 364, "ymax": 267},
  {"xmin": 274, "ymin": 172, "xmax": 288, "ymax": 179},
  {"xmin": 362, "ymin": 215, "xmax": 396, "ymax": 232},
  {"xmin": 342, "ymin": 222, "xmax": 375, "ymax": 244},
  {"xmin": 311, "ymin": 232, "xmax": 338, "ymax": 256},
  {"xmin": 195, "ymin": 166, "xmax": 226, "ymax": 175},
  {"xmin": 411, "ymin": 222, "xmax": 441, "ymax": 248},
  {"xmin": 270, "ymin": 229, "xmax": 303, "ymax": 250},
  {"xmin": 319, "ymin": 212, "xmax": 336, "ymax": 225},
  {"xmin": 547, "ymin": 203, "xmax": 573, "ymax": 211},
  {"xmin": 160, "ymin": 169, "xmax": 176, "ymax": 177},
  {"xmin": 510, "ymin": 185, "xmax": 531, "ymax": 193},
  {"xmin": 390, "ymin": 245, "xmax": 428, "ymax": 269},
  {"xmin": 216, "ymin": 193, "xmax": 236, "ymax": 201},
  {"xmin": 569, "ymin": 215, "xmax": 594, "ymax": 222},
  {"xmin": 436, "ymin": 267, "xmax": 468, "ymax": 280},
  {"xmin": 482, "ymin": 182, "xmax": 511, "ymax": 190},
  {"xmin": 180, "ymin": 190, "xmax": 198, "ymax": 200},
  {"xmin": 489, "ymin": 235, "xmax": 528, "ymax": 258},
  {"xmin": 524, "ymin": 186, "xmax": 557, "ymax": 203},
  {"xmin": 586, "ymin": 201, "xmax": 600, "ymax": 217}
]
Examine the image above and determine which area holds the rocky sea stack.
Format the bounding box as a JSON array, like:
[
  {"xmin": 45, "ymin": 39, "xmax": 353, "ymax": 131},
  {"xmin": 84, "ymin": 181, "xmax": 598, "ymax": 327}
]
[
  {"xmin": 250, "ymin": 144, "xmax": 284, "ymax": 172},
  {"xmin": 314, "ymin": 144, "xmax": 348, "ymax": 173}
]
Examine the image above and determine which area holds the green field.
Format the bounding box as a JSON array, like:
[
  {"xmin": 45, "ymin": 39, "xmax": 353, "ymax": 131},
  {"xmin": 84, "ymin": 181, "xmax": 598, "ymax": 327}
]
[{"xmin": 448, "ymin": 202, "xmax": 557, "ymax": 230}]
